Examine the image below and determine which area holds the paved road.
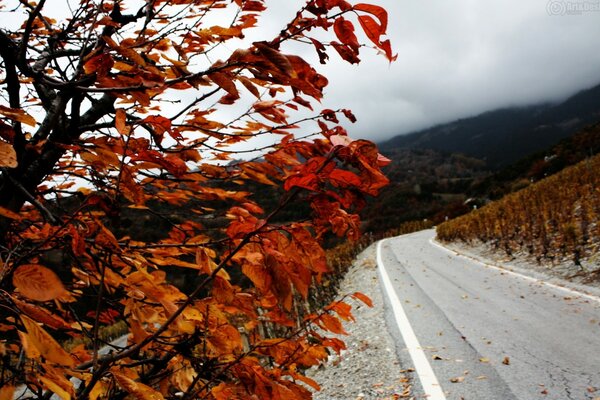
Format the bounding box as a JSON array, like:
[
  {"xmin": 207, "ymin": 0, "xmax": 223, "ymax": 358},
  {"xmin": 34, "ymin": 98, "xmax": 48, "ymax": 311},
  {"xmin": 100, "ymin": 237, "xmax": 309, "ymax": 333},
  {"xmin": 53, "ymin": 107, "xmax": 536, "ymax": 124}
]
[{"xmin": 378, "ymin": 229, "xmax": 600, "ymax": 400}]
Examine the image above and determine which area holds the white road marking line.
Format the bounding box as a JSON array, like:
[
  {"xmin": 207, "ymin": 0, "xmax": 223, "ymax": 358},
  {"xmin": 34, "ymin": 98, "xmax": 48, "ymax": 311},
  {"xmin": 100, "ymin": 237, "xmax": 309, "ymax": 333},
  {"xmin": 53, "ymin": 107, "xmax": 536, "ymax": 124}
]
[
  {"xmin": 376, "ymin": 240, "xmax": 447, "ymax": 400},
  {"xmin": 428, "ymin": 237, "xmax": 600, "ymax": 305}
]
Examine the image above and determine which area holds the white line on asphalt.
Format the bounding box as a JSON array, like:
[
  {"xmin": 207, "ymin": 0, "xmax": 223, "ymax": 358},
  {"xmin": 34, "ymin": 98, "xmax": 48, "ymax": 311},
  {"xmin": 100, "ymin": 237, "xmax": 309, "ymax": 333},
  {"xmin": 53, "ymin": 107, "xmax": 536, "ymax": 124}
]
[
  {"xmin": 376, "ymin": 240, "xmax": 447, "ymax": 400},
  {"xmin": 429, "ymin": 238, "xmax": 600, "ymax": 305}
]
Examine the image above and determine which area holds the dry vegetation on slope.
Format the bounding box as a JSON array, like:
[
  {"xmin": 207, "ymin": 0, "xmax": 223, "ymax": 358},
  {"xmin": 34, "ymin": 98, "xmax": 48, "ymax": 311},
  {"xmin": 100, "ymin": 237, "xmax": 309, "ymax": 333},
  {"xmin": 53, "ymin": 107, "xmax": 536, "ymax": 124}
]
[{"xmin": 437, "ymin": 154, "xmax": 600, "ymax": 276}]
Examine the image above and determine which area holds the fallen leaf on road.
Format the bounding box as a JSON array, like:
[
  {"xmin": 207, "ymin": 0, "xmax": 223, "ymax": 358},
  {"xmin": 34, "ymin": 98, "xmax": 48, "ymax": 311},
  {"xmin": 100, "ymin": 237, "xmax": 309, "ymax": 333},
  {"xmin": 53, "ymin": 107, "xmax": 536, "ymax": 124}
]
[
  {"xmin": 479, "ymin": 357, "xmax": 490, "ymax": 363},
  {"xmin": 450, "ymin": 376, "xmax": 465, "ymax": 383},
  {"xmin": 432, "ymin": 354, "xmax": 443, "ymax": 360},
  {"xmin": 476, "ymin": 375, "xmax": 487, "ymax": 380},
  {"xmin": 502, "ymin": 356, "xmax": 510, "ymax": 365}
]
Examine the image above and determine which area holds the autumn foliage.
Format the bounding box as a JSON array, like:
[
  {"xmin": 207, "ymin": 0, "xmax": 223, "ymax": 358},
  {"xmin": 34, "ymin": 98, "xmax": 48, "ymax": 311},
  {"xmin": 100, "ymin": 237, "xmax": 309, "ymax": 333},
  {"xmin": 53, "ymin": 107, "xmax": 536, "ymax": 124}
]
[
  {"xmin": 437, "ymin": 154, "xmax": 600, "ymax": 266},
  {"xmin": 0, "ymin": 0, "xmax": 395, "ymax": 398}
]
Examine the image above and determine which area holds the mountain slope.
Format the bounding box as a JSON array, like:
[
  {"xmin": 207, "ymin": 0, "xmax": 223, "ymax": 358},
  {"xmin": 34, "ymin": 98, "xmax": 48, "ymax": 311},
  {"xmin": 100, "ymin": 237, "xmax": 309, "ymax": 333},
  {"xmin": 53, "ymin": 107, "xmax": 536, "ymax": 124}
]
[{"xmin": 379, "ymin": 82, "xmax": 600, "ymax": 167}]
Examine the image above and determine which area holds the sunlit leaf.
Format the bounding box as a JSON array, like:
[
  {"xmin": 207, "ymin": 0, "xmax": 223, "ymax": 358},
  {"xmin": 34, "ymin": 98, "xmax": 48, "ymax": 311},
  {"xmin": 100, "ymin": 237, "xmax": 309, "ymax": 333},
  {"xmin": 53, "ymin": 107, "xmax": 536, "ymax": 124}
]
[
  {"xmin": 113, "ymin": 371, "xmax": 165, "ymax": 400},
  {"xmin": 20, "ymin": 315, "xmax": 75, "ymax": 366},
  {"xmin": 0, "ymin": 141, "xmax": 17, "ymax": 168},
  {"xmin": 351, "ymin": 292, "xmax": 374, "ymax": 307},
  {"xmin": 0, "ymin": 385, "xmax": 15, "ymax": 400},
  {"xmin": 13, "ymin": 264, "xmax": 66, "ymax": 302},
  {"xmin": 39, "ymin": 366, "xmax": 75, "ymax": 400},
  {"xmin": 0, "ymin": 105, "xmax": 36, "ymax": 126}
]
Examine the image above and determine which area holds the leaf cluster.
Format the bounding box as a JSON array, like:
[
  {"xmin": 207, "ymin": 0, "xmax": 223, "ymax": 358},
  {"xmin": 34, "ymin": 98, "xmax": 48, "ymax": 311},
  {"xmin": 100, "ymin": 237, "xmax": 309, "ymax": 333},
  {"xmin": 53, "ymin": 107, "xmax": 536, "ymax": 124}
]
[{"xmin": 0, "ymin": 0, "xmax": 395, "ymax": 399}]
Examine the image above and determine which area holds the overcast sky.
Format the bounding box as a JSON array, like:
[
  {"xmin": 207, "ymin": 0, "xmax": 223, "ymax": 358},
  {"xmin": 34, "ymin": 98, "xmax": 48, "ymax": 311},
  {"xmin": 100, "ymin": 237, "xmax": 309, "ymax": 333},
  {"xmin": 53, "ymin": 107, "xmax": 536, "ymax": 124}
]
[
  {"xmin": 270, "ymin": 0, "xmax": 600, "ymax": 142},
  {"xmin": 4, "ymin": 0, "xmax": 600, "ymax": 145}
]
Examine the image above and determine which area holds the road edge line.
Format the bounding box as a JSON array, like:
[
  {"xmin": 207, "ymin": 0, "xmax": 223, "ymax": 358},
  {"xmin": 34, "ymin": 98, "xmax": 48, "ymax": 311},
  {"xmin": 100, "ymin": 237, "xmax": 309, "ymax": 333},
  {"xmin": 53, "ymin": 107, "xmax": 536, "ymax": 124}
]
[
  {"xmin": 428, "ymin": 237, "xmax": 600, "ymax": 305},
  {"xmin": 376, "ymin": 240, "xmax": 447, "ymax": 400}
]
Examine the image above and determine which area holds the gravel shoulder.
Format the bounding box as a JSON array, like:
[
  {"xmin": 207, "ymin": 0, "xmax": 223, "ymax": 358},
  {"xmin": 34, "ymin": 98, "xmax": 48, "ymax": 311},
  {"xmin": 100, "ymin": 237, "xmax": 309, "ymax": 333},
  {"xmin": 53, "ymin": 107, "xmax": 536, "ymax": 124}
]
[{"xmin": 307, "ymin": 244, "xmax": 414, "ymax": 400}]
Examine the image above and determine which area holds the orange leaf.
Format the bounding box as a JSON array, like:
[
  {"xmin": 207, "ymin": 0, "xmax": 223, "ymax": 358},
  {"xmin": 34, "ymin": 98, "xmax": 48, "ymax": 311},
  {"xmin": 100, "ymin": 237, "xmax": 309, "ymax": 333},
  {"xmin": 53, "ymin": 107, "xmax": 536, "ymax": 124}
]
[
  {"xmin": 20, "ymin": 315, "xmax": 75, "ymax": 366},
  {"xmin": 326, "ymin": 301, "xmax": 354, "ymax": 322},
  {"xmin": 209, "ymin": 72, "xmax": 239, "ymax": 98},
  {"xmin": 351, "ymin": 291, "xmax": 373, "ymax": 307},
  {"xmin": 238, "ymin": 76, "xmax": 260, "ymax": 98},
  {"xmin": 115, "ymin": 109, "xmax": 130, "ymax": 135},
  {"xmin": 0, "ymin": 206, "xmax": 21, "ymax": 220},
  {"xmin": 319, "ymin": 313, "xmax": 347, "ymax": 335},
  {"xmin": 113, "ymin": 371, "xmax": 165, "ymax": 400},
  {"xmin": 39, "ymin": 366, "xmax": 75, "ymax": 400},
  {"xmin": 0, "ymin": 141, "xmax": 17, "ymax": 168},
  {"xmin": 12, "ymin": 297, "xmax": 71, "ymax": 330},
  {"xmin": 242, "ymin": 262, "xmax": 272, "ymax": 292},
  {"xmin": 0, "ymin": 105, "xmax": 36, "ymax": 126},
  {"xmin": 0, "ymin": 385, "xmax": 15, "ymax": 400},
  {"xmin": 13, "ymin": 264, "xmax": 66, "ymax": 302},
  {"xmin": 18, "ymin": 330, "xmax": 40, "ymax": 359}
]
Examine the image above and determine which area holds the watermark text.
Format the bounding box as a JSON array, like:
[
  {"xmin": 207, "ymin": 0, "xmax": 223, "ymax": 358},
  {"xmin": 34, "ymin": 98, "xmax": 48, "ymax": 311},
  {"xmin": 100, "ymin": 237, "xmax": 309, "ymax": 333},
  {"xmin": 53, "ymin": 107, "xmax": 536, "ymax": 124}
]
[{"xmin": 547, "ymin": 0, "xmax": 600, "ymax": 15}]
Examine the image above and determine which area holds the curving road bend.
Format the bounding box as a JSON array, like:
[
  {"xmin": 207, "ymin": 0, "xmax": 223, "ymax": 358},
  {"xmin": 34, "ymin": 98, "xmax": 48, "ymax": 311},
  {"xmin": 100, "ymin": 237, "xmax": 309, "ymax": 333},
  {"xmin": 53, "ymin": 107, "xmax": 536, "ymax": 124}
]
[{"xmin": 378, "ymin": 229, "xmax": 600, "ymax": 400}]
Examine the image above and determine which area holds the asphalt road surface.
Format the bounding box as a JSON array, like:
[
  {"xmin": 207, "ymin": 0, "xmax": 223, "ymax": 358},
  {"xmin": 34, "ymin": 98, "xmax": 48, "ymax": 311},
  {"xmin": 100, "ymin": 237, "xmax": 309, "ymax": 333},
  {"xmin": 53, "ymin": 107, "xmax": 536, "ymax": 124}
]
[{"xmin": 378, "ymin": 229, "xmax": 600, "ymax": 400}]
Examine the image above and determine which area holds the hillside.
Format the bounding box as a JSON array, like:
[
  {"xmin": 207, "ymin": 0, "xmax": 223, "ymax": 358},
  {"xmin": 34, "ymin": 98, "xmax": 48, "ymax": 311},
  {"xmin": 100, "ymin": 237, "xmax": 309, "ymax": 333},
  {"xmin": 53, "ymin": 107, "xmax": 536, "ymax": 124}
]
[
  {"xmin": 437, "ymin": 153, "xmax": 600, "ymax": 271},
  {"xmin": 469, "ymin": 122, "xmax": 600, "ymax": 199},
  {"xmin": 379, "ymin": 83, "xmax": 600, "ymax": 168}
]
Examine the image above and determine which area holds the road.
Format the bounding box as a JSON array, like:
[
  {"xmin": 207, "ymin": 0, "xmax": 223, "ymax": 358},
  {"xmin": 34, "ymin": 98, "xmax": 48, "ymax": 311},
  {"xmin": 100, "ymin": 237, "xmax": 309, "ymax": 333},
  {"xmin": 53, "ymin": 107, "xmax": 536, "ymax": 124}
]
[{"xmin": 378, "ymin": 229, "xmax": 600, "ymax": 400}]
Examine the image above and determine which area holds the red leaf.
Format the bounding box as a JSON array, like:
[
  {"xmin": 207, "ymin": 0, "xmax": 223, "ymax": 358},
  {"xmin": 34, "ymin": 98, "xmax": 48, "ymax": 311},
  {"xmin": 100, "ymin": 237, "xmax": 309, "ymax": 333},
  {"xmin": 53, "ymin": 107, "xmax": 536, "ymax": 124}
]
[
  {"xmin": 328, "ymin": 169, "xmax": 362, "ymax": 187},
  {"xmin": 0, "ymin": 122, "xmax": 15, "ymax": 142},
  {"xmin": 310, "ymin": 38, "xmax": 329, "ymax": 64},
  {"xmin": 254, "ymin": 42, "xmax": 294, "ymax": 77},
  {"xmin": 242, "ymin": 0, "xmax": 266, "ymax": 11},
  {"xmin": 284, "ymin": 173, "xmax": 319, "ymax": 191},
  {"xmin": 354, "ymin": 3, "xmax": 388, "ymax": 32},
  {"xmin": 142, "ymin": 115, "xmax": 182, "ymax": 141},
  {"xmin": 379, "ymin": 38, "xmax": 398, "ymax": 62},
  {"xmin": 342, "ymin": 109, "xmax": 357, "ymax": 123},
  {"xmin": 330, "ymin": 41, "xmax": 360, "ymax": 64},
  {"xmin": 356, "ymin": 15, "xmax": 382, "ymax": 47},
  {"xmin": 334, "ymin": 17, "xmax": 359, "ymax": 51},
  {"xmin": 83, "ymin": 53, "xmax": 114, "ymax": 77},
  {"xmin": 321, "ymin": 109, "xmax": 339, "ymax": 123}
]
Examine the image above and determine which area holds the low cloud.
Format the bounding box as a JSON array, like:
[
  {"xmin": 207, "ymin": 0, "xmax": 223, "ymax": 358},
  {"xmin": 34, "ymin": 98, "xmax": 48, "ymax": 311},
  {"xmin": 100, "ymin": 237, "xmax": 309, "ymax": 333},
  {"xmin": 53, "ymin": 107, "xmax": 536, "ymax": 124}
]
[{"xmin": 310, "ymin": 0, "xmax": 600, "ymax": 141}]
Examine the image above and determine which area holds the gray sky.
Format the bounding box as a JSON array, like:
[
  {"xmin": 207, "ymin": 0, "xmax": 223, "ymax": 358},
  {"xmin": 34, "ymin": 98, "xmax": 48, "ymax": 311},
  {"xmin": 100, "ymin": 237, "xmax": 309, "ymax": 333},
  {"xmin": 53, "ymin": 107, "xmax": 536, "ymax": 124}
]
[
  {"xmin": 273, "ymin": 0, "xmax": 600, "ymax": 142},
  {"xmin": 4, "ymin": 0, "xmax": 600, "ymax": 145}
]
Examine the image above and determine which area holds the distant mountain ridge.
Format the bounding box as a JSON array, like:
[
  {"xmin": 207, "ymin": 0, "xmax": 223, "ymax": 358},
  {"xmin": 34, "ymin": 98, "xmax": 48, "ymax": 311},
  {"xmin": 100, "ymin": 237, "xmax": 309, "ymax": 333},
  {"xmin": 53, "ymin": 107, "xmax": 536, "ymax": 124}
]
[{"xmin": 379, "ymin": 82, "xmax": 600, "ymax": 168}]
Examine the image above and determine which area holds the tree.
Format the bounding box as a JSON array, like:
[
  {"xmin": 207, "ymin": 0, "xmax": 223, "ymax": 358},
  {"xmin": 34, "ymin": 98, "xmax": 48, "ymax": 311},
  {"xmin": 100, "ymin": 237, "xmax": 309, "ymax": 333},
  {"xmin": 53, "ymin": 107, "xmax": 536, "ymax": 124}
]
[{"xmin": 0, "ymin": 0, "xmax": 393, "ymax": 398}]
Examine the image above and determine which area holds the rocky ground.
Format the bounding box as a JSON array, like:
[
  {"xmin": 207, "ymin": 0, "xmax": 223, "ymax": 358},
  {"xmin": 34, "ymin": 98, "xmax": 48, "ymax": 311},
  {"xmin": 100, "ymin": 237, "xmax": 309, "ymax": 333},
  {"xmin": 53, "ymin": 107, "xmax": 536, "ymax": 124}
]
[{"xmin": 307, "ymin": 244, "xmax": 414, "ymax": 400}]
